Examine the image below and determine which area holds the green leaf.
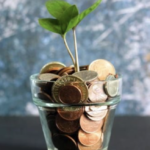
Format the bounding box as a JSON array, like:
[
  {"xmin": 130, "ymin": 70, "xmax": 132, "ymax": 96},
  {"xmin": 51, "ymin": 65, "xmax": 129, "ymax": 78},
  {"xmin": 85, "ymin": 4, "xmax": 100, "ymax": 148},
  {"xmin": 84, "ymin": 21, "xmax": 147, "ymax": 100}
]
[
  {"xmin": 46, "ymin": 0, "xmax": 72, "ymax": 20},
  {"xmin": 39, "ymin": 18, "xmax": 62, "ymax": 34},
  {"xmin": 59, "ymin": 5, "xmax": 79, "ymax": 34},
  {"xmin": 66, "ymin": 0, "xmax": 103, "ymax": 32}
]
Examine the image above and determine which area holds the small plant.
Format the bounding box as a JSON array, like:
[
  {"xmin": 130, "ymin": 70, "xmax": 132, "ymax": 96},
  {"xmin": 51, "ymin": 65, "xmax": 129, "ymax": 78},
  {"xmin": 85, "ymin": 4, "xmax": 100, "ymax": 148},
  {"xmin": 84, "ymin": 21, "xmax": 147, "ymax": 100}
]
[{"xmin": 39, "ymin": 0, "xmax": 102, "ymax": 72}]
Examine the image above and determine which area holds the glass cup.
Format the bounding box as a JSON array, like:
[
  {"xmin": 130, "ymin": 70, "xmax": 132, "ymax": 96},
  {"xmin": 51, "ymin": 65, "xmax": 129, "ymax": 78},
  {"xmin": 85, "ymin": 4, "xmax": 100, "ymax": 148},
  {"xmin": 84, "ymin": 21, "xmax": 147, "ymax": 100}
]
[{"xmin": 30, "ymin": 74, "xmax": 122, "ymax": 150}]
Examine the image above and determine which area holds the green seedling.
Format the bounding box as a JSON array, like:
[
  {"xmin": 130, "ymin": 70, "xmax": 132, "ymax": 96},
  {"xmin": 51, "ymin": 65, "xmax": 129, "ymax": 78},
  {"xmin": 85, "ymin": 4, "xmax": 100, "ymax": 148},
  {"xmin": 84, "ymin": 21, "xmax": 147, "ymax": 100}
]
[{"xmin": 39, "ymin": 0, "xmax": 102, "ymax": 72}]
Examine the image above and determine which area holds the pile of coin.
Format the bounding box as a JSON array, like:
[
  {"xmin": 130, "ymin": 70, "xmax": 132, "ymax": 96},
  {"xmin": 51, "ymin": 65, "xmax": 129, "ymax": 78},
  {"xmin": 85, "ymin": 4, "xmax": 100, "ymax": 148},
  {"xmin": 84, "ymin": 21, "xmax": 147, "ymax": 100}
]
[
  {"xmin": 36, "ymin": 59, "xmax": 120, "ymax": 150},
  {"xmin": 42, "ymin": 105, "xmax": 107, "ymax": 150},
  {"xmin": 37, "ymin": 59, "xmax": 119, "ymax": 104}
]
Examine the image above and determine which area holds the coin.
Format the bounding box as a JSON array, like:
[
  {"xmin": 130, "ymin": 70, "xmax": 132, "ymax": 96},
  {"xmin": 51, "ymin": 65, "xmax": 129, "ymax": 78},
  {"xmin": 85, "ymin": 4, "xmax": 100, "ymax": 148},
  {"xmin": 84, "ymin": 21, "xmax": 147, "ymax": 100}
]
[
  {"xmin": 115, "ymin": 74, "xmax": 119, "ymax": 78},
  {"xmin": 86, "ymin": 106, "xmax": 108, "ymax": 118},
  {"xmin": 37, "ymin": 92, "xmax": 54, "ymax": 102},
  {"xmin": 78, "ymin": 139, "xmax": 102, "ymax": 150},
  {"xmin": 56, "ymin": 115, "xmax": 79, "ymax": 134},
  {"xmin": 104, "ymin": 75, "xmax": 119, "ymax": 97},
  {"xmin": 52, "ymin": 134, "xmax": 78, "ymax": 150},
  {"xmin": 88, "ymin": 59, "xmax": 116, "ymax": 80},
  {"xmin": 40, "ymin": 62, "xmax": 66, "ymax": 74},
  {"xmin": 58, "ymin": 67, "xmax": 74, "ymax": 76},
  {"xmin": 89, "ymin": 106, "xmax": 107, "ymax": 111},
  {"xmin": 39, "ymin": 107, "xmax": 56, "ymax": 120},
  {"xmin": 57, "ymin": 107, "xmax": 84, "ymax": 121},
  {"xmin": 78, "ymin": 129, "xmax": 102, "ymax": 146},
  {"xmin": 85, "ymin": 107, "xmax": 108, "ymax": 121},
  {"xmin": 80, "ymin": 114, "xmax": 103, "ymax": 134},
  {"xmin": 80, "ymin": 65, "xmax": 89, "ymax": 71},
  {"xmin": 86, "ymin": 113, "xmax": 107, "ymax": 121},
  {"xmin": 88, "ymin": 82, "xmax": 108, "ymax": 102},
  {"xmin": 52, "ymin": 75, "xmax": 88, "ymax": 103},
  {"xmin": 71, "ymin": 65, "xmax": 88, "ymax": 71},
  {"xmin": 73, "ymin": 70, "xmax": 98, "ymax": 82},
  {"xmin": 47, "ymin": 67, "xmax": 61, "ymax": 74},
  {"xmin": 38, "ymin": 73, "xmax": 60, "ymax": 81},
  {"xmin": 59, "ymin": 85, "xmax": 82, "ymax": 104}
]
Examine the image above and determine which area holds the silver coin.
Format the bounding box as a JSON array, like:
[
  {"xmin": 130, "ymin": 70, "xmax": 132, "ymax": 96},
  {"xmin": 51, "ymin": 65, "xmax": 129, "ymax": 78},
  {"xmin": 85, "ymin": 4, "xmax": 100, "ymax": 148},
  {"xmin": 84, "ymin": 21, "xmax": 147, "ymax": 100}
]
[
  {"xmin": 89, "ymin": 106, "xmax": 107, "ymax": 111},
  {"xmin": 73, "ymin": 70, "xmax": 98, "ymax": 82},
  {"xmin": 86, "ymin": 113, "xmax": 107, "ymax": 121},
  {"xmin": 88, "ymin": 82, "xmax": 108, "ymax": 102},
  {"xmin": 85, "ymin": 106, "xmax": 108, "ymax": 118},
  {"xmin": 104, "ymin": 75, "xmax": 119, "ymax": 97},
  {"xmin": 38, "ymin": 73, "xmax": 60, "ymax": 81}
]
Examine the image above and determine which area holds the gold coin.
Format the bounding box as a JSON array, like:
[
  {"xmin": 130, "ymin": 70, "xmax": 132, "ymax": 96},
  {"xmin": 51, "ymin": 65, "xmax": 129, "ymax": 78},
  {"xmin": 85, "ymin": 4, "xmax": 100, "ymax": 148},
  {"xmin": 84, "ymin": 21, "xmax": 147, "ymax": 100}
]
[
  {"xmin": 40, "ymin": 62, "xmax": 66, "ymax": 74},
  {"xmin": 52, "ymin": 75, "xmax": 88, "ymax": 103},
  {"xmin": 88, "ymin": 59, "xmax": 116, "ymax": 80}
]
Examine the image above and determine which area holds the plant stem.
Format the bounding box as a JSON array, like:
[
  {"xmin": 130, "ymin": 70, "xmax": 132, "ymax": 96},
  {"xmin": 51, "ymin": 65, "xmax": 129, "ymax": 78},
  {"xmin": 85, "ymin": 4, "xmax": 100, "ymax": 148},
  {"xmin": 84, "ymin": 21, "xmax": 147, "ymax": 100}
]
[
  {"xmin": 62, "ymin": 36, "xmax": 75, "ymax": 67},
  {"xmin": 73, "ymin": 28, "xmax": 80, "ymax": 72}
]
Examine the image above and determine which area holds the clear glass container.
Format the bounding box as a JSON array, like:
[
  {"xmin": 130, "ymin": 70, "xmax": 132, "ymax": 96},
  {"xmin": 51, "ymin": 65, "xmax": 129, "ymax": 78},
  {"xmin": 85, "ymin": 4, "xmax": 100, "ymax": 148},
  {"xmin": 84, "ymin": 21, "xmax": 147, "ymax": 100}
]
[{"xmin": 30, "ymin": 74, "xmax": 122, "ymax": 150}]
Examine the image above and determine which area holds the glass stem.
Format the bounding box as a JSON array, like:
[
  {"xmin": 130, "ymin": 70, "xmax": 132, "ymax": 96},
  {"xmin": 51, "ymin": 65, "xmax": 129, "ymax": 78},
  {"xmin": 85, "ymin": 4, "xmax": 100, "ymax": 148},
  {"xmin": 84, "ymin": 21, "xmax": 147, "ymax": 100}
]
[
  {"xmin": 63, "ymin": 36, "xmax": 75, "ymax": 67},
  {"xmin": 73, "ymin": 28, "xmax": 80, "ymax": 72}
]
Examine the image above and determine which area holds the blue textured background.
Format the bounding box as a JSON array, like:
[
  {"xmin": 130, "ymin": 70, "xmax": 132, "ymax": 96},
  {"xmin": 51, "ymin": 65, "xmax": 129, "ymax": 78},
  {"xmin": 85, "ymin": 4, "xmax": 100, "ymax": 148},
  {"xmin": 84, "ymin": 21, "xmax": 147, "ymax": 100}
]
[{"xmin": 0, "ymin": 0, "xmax": 150, "ymax": 115}]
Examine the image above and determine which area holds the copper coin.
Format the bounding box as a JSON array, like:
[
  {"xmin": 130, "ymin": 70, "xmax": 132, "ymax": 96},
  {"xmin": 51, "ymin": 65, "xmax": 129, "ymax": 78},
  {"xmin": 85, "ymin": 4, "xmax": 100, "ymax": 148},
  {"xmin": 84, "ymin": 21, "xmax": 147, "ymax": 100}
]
[
  {"xmin": 40, "ymin": 62, "xmax": 66, "ymax": 74},
  {"xmin": 57, "ymin": 107, "xmax": 84, "ymax": 121},
  {"xmin": 62, "ymin": 72, "xmax": 68, "ymax": 76},
  {"xmin": 59, "ymin": 85, "xmax": 82, "ymax": 104},
  {"xmin": 56, "ymin": 115, "xmax": 79, "ymax": 134},
  {"xmin": 47, "ymin": 67, "xmax": 61, "ymax": 74},
  {"xmin": 78, "ymin": 139, "xmax": 102, "ymax": 150},
  {"xmin": 115, "ymin": 74, "xmax": 119, "ymax": 78},
  {"xmin": 38, "ymin": 73, "xmax": 60, "ymax": 81},
  {"xmin": 88, "ymin": 59, "xmax": 116, "ymax": 80},
  {"xmin": 78, "ymin": 129, "xmax": 102, "ymax": 146},
  {"xmin": 37, "ymin": 92, "xmax": 54, "ymax": 102},
  {"xmin": 52, "ymin": 134, "xmax": 78, "ymax": 150},
  {"xmin": 66, "ymin": 69, "xmax": 75, "ymax": 75},
  {"xmin": 80, "ymin": 114, "xmax": 103, "ymax": 133},
  {"xmin": 39, "ymin": 107, "xmax": 56, "ymax": 118},
  {"xmin": 58, "ymin": 67, "xmax": 73, "ymax": 76},
  {"xmin": 88, "ymin": 82, "xmax": 108, "ymax": 102},
  {"xmin": 56, "ymin": 67, "xmax": 72, "ymax": 75},
  {"xmin": 52, "ymin": 75, "xmax": 88, "ymax": 103}
]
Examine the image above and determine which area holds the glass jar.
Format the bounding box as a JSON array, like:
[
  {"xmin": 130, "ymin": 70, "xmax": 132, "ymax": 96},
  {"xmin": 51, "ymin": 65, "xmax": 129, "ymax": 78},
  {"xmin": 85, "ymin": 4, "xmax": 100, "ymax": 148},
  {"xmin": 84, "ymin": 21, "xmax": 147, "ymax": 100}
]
[{"xmin": 30, "ymin": 74, "xmax": 122, "ymax": 150}]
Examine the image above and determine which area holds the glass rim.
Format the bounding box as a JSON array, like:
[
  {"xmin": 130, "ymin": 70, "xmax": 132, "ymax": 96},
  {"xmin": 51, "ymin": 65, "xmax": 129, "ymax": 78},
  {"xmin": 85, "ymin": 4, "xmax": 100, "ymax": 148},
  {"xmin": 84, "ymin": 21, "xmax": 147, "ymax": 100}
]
[
  {"xmin": 33, "ymin": 96, "xmax": 120, "ymax": 108},
  {"xmin": 30, "ymin": 73, "xmax": 122, "ymax": 83},
  {"xmin": 30, "ymin": 73, "xmax": 121, "ymax": 108}
]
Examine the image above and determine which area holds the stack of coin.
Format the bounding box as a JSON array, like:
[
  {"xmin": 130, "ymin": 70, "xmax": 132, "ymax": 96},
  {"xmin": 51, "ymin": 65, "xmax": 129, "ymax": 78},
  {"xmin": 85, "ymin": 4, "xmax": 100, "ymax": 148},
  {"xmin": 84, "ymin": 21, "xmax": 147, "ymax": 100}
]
[
  {"xmin": 41, "ymin": 105, "xmax": 107, "ymax": 150},
  {"xmin": 36, "ymin": 59, "xmax": 120, "ymax": 150},
  {"xmin": 36, "ymin": 59, "xmax": 119, "ymax": 104}
]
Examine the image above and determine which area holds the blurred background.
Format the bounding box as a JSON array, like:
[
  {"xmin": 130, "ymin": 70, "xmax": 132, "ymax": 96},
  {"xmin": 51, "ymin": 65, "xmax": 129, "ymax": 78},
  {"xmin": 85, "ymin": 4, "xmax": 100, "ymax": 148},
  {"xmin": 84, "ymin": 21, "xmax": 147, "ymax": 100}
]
[{"xmin": 0, "ymin": 0, "xmax": 150, "ymax": 116}]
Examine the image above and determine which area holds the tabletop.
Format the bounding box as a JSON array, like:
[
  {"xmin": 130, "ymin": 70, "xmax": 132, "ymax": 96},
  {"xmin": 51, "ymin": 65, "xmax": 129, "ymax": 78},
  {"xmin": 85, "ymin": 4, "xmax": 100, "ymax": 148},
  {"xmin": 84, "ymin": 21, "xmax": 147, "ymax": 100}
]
[{"xmin": 0, "ymin": 116, "xmax": 150, "ymax": 150}]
